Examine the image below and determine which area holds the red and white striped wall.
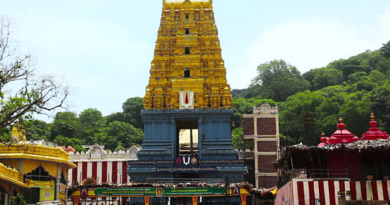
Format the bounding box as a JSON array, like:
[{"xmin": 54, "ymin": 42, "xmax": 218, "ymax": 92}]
[
  {"xmin": 275, "ymin": 179, "xmax": 390, "ymax": 205},
  {"xmin": 68, "ymin": 161, "xmax": 129, "ymax": 185}
]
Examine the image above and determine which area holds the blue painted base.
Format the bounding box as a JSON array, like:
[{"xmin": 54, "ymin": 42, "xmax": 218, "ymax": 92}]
[{"xmin": 128, "ymin": 109, "xmax": 246, "ymax": 183}]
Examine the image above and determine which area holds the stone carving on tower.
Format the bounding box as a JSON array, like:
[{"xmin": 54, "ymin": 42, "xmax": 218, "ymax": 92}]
[{"xmin": 144, "ymin": 0, "xmax": 232, "ymax": 110}]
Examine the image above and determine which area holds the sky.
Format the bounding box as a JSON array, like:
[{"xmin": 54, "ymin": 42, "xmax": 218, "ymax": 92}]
[{"xmin": 1, "ymin": 0, "xmax": 390, "ymax": 120}]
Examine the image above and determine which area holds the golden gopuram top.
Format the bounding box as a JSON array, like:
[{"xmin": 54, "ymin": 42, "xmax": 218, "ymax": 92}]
[{"xmin": 144, "ymin": 0, "xmax": 232, "ymax": 110}]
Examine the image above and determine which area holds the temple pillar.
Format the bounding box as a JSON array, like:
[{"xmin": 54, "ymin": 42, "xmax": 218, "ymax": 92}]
[
  {"xmin": 144, "ymin": 197, "xmax": 150, "ymax": 205},
  {"xmin": 192, "ymin": 196, "xmax": 198, "ymax": 205},
  {"xmin": 241, "ymin": 195, "xmax": 247, "ymax": 205},
  {"xmin": 18, "ymin": 159, "xmax": 24, "ymax": 174},
  {"xmin": 74, "ymin": 197, "xmax": 79, "ymax": 205},
  {"xmin": 56, "ymin": 164, "xmax": 61, "ymax": 200}
]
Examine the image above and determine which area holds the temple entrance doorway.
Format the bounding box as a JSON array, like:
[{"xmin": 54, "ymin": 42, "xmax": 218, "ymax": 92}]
[{"xmin": 176, "ymin": 120, "xmax": 198, "ymax": 157}]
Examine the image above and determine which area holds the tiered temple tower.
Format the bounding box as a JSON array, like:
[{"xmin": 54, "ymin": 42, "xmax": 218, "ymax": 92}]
[
  {"xmin": 143, "ymin": 0, "xmax": 232, "ymax": 110},
  {"xmin": 128, "ymin": 0, "xmax": 246, "ymax": 183}
]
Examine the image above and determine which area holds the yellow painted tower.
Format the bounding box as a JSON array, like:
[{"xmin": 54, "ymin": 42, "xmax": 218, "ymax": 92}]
[{"xmin": 144, "ymin": 0, "xmax": 232, "ymax": 110}]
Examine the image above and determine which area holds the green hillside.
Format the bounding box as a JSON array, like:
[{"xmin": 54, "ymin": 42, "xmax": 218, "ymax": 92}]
[{"xmin": 232, "ymin": 40, "xmax": 390, "ymax": 147}]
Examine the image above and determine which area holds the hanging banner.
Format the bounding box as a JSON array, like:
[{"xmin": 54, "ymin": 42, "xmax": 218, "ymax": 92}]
[
  {"xmin": 26, "ymin": 180, "xmax": 55, "ymax": 188},
  {"xmin": 93, "ymin": 187, "xmax": 226, "ymax": 197},
  {"xmin": 164, "ymin": 187, "xmax": 225, "ymax": 196},
  {"xmin": 94, "ymin": 188, "xmax": 156, "ymax": 196},
  {"xmin": 40, "ymin": 188, "xmax": 55, "ymax": 202},
  {"xmin": 60, "ymin": 184, "xmax": 67, "ymax": 193}
]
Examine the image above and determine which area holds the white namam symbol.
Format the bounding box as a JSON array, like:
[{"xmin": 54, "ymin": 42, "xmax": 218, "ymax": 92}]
[
  {"xmin": 183, "ymin": 156, "xmax": 191, "ymax": 165},
  {"xmin": 179, "ymin": 91, "xmax": 194, "ymax": 109}
]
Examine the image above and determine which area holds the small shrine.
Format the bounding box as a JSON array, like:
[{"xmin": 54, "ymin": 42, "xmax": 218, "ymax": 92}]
[
  {"xmin": 361, "ymin": 113, "xmax": 389, "ymax": 140},
  {"xmin": 318, "ymin": 117, "xmax": 359, "ymax": 146},
  {"xmin": 0, "ymin": 124, "xmax": 76, "ymax": 204}
]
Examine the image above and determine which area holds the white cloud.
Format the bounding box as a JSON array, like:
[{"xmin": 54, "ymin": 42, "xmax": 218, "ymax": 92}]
[
  {"xmin": 229, "ymin": 9, "xmax": 390, "ymax": 89},
  {"xmin": 377, "ymin": 9, "xmax": 390, "ymax": 42},
  {"xmin": 14, "ymin": 17, "xmax": 152, "ymax": 117}
]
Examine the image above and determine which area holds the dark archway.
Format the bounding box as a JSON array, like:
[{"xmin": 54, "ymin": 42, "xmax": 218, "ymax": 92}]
[{"xmin": 25, "ymin": 165, "xmax": 54, "ymax": 181}]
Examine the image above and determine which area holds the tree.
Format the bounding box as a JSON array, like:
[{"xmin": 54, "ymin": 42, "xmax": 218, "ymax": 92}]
[
  {"xmin": 104, "ymin": 121, "xmax": 144, "ymax": 150},
  {"xmin": 0, "ymin": 16, "xmax": 68, "ymax": 134},
  {"xmin": 50, "ymin": 112, "xmax": 80, "ymax": 140},
  {"xmin": 53, "ymin": 135, "xmax": 84, "ymax": 152},
  {"xmin": 231, "ymin": 89, "xmax": 248, "ymax": 98},
  {"xmin": 106, "ymin": 112, "xmax": 132, "ymax": 124},
  {"xmin": 11, "ymin": 194, "xmax": 26, "ymax": 205},
  {"xmin": 79, "ymin": 108, "xmax": 105, "ymax": 144},
  {"xmin": 303, "ymin": 68, "xmax": 343, "ymax": 91},
  {"xmin": 24, "ymin": 119, "xmax": 50, "ymax": 140},
  {"xmin": 248, "ymin": 60, "xmax": 310, "ymax": 101},
  {"xmin": 327, "ymin": 51, "xmax": 373, "ymax": 80},
  {"xmin": 232, "ymin": 97, "xmax": 277, "ymax": 128},
  {"xmin": 53, "ymin": 135, "xmax": 69, "ymax": 145},
  {"xmin": 380, "ymin": 40, "xmax": 390, "ymax": 58},
  {"xmin": 371, "ymin": 82, "xmax": 390, "ymax": 131},
  {"xmin": 232, "ymin": 127, "xmax": 253, "ymax": 151},
  {"xmin": 122, "ymin": 97, "xmax": 144, "ymax": 129}
]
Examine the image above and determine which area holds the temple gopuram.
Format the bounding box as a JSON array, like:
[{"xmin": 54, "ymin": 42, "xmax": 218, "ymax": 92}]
[{"xmin": 126, "ymin": 0, "xmax": 247, "ymax": 204}]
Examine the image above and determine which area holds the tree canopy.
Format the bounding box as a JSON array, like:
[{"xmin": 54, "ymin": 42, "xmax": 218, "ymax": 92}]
[
  {"xmin": 0, "ymin": 16, "xmax": 68, "ymax": 143},
  {"xmin": 23, "ymin": 97, "xmax": 145, "ymax": 152},
  {"xmin": 233, "ymin": 40, "xmax": 390, "ymax": 146},
  {"xmin": 247, "ymin": 60, "xmax": 310, "ymax": 101}
]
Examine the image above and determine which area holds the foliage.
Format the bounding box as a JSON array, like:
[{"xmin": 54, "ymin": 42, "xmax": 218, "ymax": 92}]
[
  {"xmin": 122, "ymin": 97, "xmax": 144, "ymax": 129},
  {"xmin": 21, "ymin": 97, "xmax": 145, "ymax": 151},
  {"xmin": 231, "ymin": 89, "xmax": 248, "ymax": 98},
  {"xmin": 303, "ymin": 68, "xmax": 343, "ymax": 91},
  {"xmin": 247, "ymin": 60, "xmax": 310, "ymax": 101},
  {"xmin": 106, "ymin": 112, "xmax": 132, "ymax": 124},
  {"xmin": 232, "ymin": 98, "xmax": 278, "ymax": 128},
  {"xmin": 11, "ymin": 194, "xmax": 26, "ymax": 205},
  {"xmin": 104, "ymin": 121, "xmax": 144, "ymax": 150},
  {"xmin": 53, "ymin": 135, "xmax": 84, "ymax": 152},
  {"xmin": 233, "ymin": 41, "xmax": 390, "ymax": 147},
  {"xmin": 380, "ymin": 40, "xmax": 390, "ymax": 58},
  {"xmin": 79, "ymin": 108, "xmax": 105, "ymax": 144},
  {"xmin": 231, "ymin": 127, "xmax": 253, "ymax": 151},
  {"xmin": 50, "ymin": 112, "xmax": 80, "ymax": 141},
  {"xmin": 0, "ymin": 16, "xmax": 68, "ymax": 137},
  {"xmin": 24, "ymin": 119, "xmax": 50, "ymax": 140}
]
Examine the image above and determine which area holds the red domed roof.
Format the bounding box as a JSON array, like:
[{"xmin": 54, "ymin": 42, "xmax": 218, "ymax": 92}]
[
  {"xmin": 58, "ymin": 146, "xmax": 76, "ymax": 153},
  {"xmin": 361, "ymin": 113, "xmax": 389, "ymax": 140},
  {"xmin": 317, "ymin": 117, "xmax": 358, "ymax": 146},
  {"xmin": 330, "ymin": 117, "xmax": 358, "ymax": 144},
  {"xmin": 66, "ymin": 146, "xmax": 76, "ymax": 153},
  {"xmin": 318, "ymin": 132, "xmax": 329, "ymax": 147}
]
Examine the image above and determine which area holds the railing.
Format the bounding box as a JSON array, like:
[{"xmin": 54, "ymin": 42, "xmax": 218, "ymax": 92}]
[
  {"xmin": 278, "ymin": 169, "xmax": 349, "ymax": 188},
  {"xmin": 0, "ymin": 144, "xmax": 70, "ymax": 161}
]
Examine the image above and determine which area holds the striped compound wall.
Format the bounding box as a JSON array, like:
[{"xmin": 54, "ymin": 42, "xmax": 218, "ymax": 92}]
[
  {"xmin": 275, "ymin": 179, "xmax": 390, "ymax": 205},
  {"xmin": 68, "ymin": 161, "xmax": 129, "ymax": 185}
]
